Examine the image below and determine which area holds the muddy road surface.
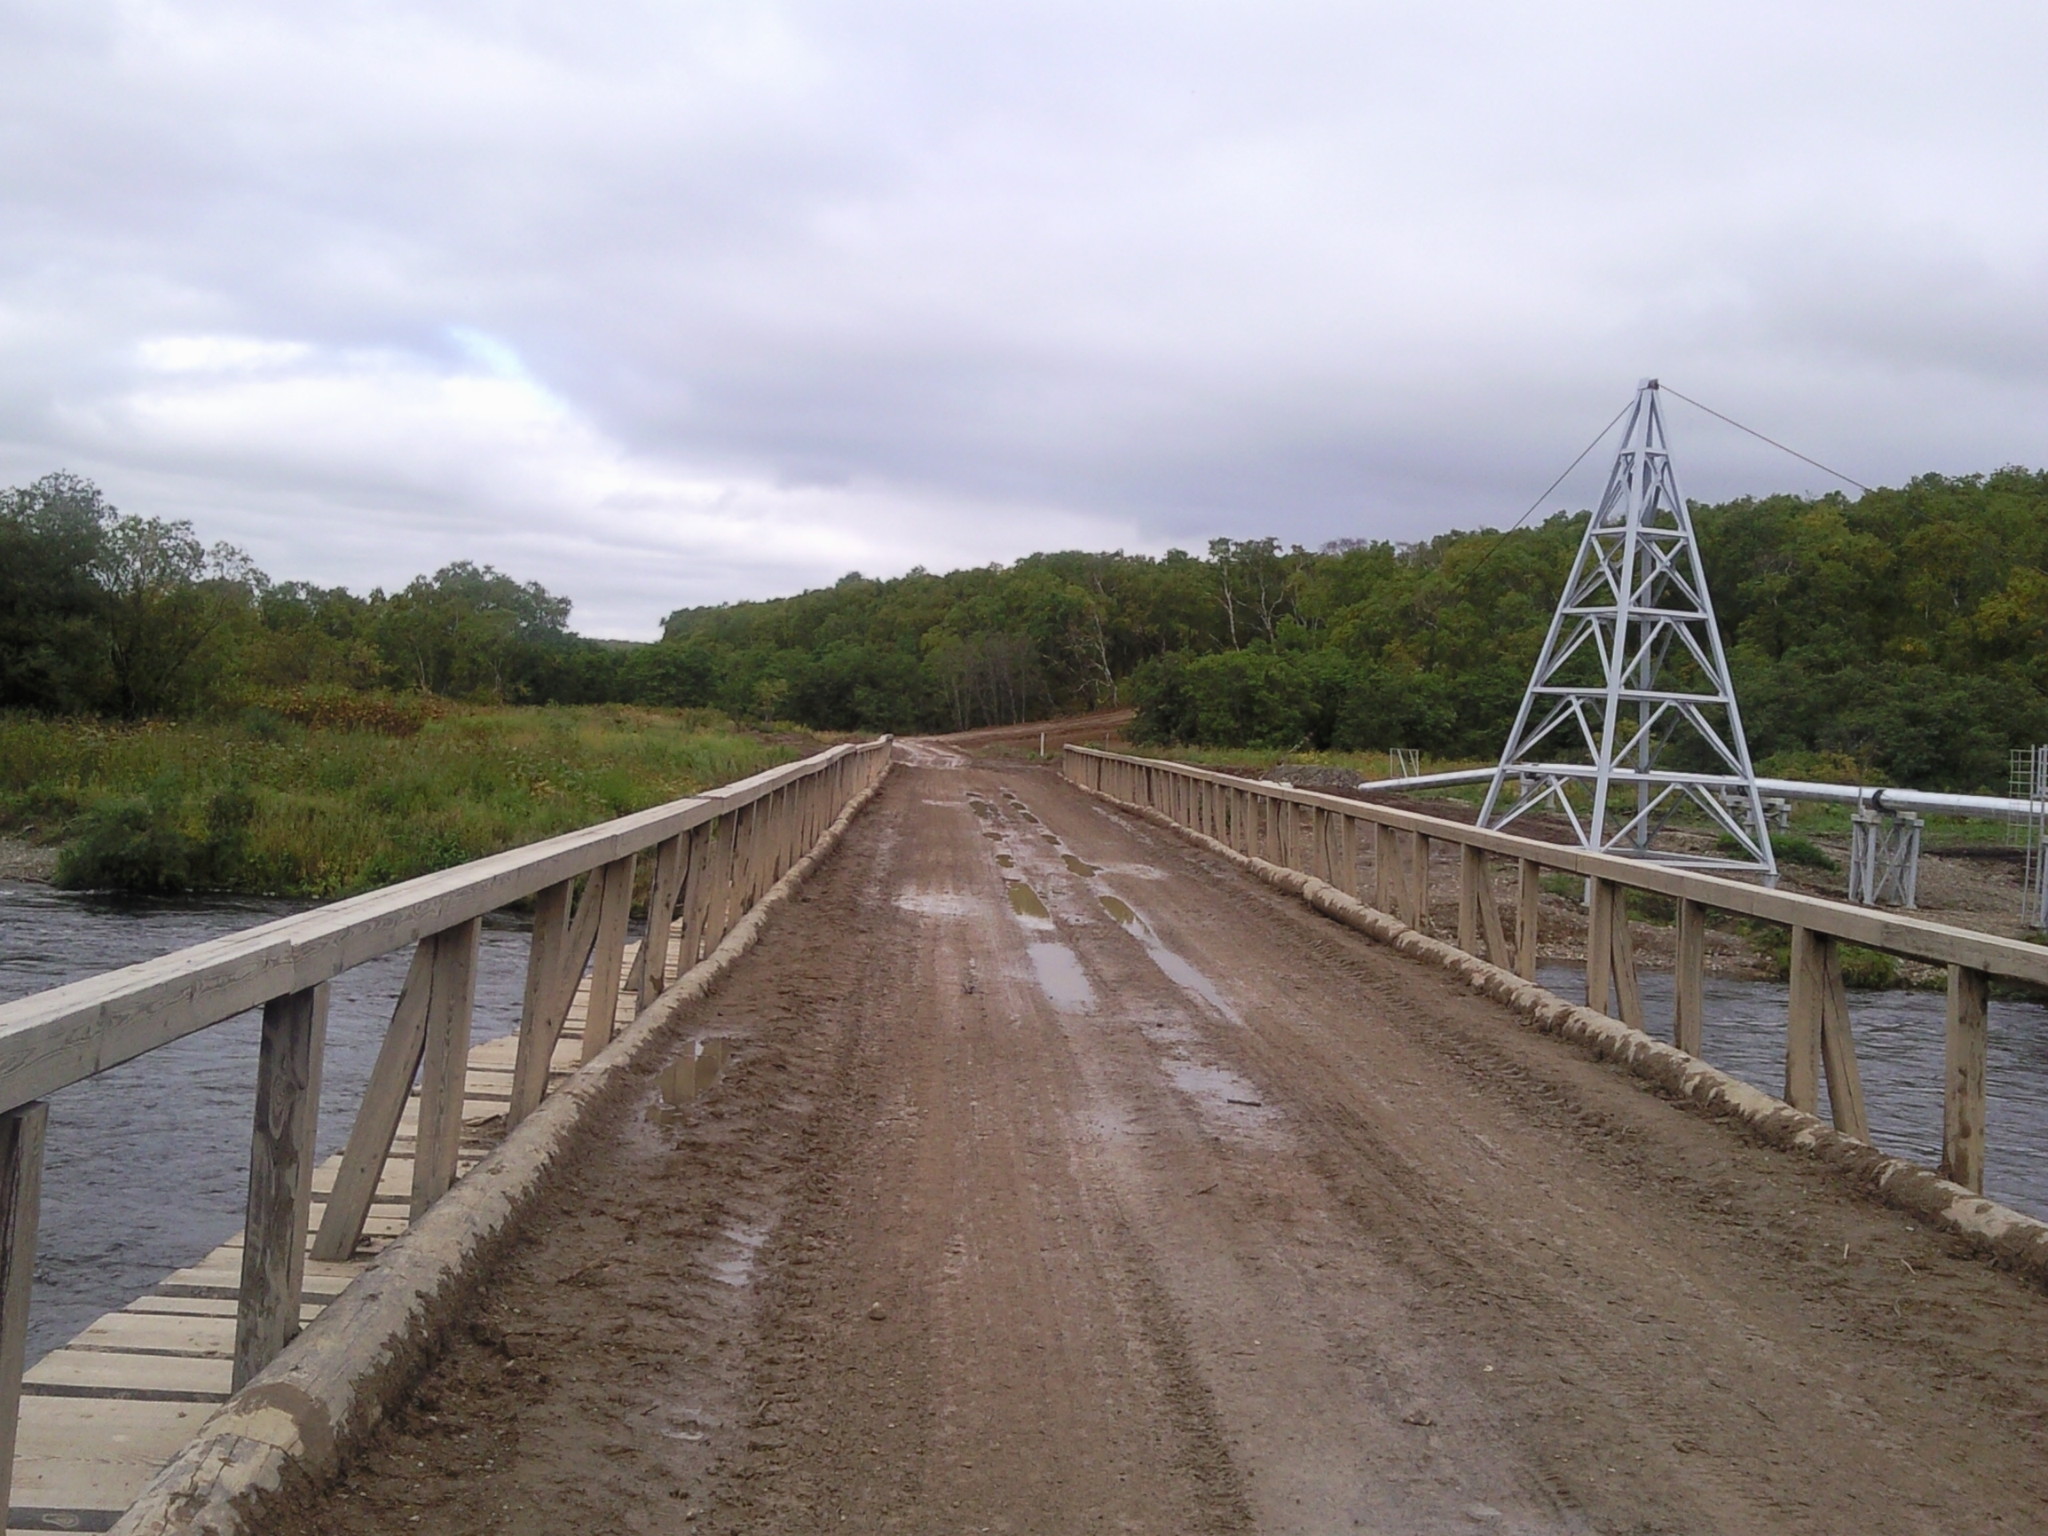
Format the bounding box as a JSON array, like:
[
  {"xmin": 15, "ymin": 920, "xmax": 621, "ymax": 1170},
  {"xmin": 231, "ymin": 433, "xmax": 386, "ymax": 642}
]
[{"xmin": 281, "ymin": 751, "xmax": 2048, "ymax": 1536}]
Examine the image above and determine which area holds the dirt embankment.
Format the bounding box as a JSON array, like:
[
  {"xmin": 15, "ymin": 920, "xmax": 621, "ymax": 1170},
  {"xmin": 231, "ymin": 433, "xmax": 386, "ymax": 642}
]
[{"xmin": 278, "ymin": 752, "xmax": 2048, "ymax": 1536}]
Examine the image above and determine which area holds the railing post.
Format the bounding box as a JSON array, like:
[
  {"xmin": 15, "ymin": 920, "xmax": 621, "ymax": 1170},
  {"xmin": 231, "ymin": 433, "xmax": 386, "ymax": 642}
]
[
  {"xmin": 1942, "ymin": 964, "xmax": 1989, "ymax": 1192},
  {"xmin": 0, "ymin": 1101, "xmax": 47, "ymax": 1522},
  {"xmin": 1410, "ymin": 833, "xmax": 1431, "ymax": 932},
  {"xmin": 633, "ymin": 833, "xmax": 687, "ymax": 1011},
  {"xmin": 509, "ymin": 881, "xmax": 572, "ymax": 1126},
  {"xmin": 1786, "ymin": 927, "xmax": 1870, "ymax": 1139},
  {"xmin": 1587, "ymin": 877, "xmax": 1617, "ymax": 1016},
  {"xmin": 581, "ymin": 854, "xmax": 637, "ymax": 1063},
  {"xmin": 1785, "ymin": 925, "xmax": 1823, "ymax": 1116},
  {"xmin": 1819, "ymin": 939, "xmax": 1871, "ymax": 1141},
  {"xmin": 1516, "ymin": 858, "xmax": 1540, "ymax": 981},
  {"xmin": 1610, "ymin": 892, "xmax": 1644, "ymax": 1029},
  {"xmin": 1675, "ymin": 898, "xmax": 1706, "ymax": 1057},
  {"xmin": 678, "ymin": 822, "xmax": 715, "ymax": 973},
  {"xmin": 235, "ymin": 982, "xmax": 328, "ymax": 1391},
  {"xmin": 1458, "ymin": 844, "xmax": 1482, "ymax": 953},
  {"xmin": 1375, "ymin": 823, "xmax": 1399, "ymax": 918},
  {"xmin": 413, "ymin": 917, "xmax": 481, "ymax": 1218}
]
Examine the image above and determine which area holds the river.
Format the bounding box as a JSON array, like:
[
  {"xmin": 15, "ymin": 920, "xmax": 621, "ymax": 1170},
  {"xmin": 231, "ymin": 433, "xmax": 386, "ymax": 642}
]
[{"xmin": 0, "ymin": 881, "xmax": 532, "ymax": 1362}]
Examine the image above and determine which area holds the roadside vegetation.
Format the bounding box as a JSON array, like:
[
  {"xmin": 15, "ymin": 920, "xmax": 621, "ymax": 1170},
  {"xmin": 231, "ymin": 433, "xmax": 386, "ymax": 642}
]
[{"xmin": 0, "ymin": 706, "xmax": 801, "ymax": 897}]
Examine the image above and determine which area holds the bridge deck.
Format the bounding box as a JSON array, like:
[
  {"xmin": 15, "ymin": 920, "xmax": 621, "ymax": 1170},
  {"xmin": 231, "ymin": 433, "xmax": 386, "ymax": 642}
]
[
  {"xmin": 7, "ymin": 933, "xmax": 653, "ymax": 1533},
  {"xmin": 246, "ymin": 755, "xmax": 2048, "ymax": 1532}
]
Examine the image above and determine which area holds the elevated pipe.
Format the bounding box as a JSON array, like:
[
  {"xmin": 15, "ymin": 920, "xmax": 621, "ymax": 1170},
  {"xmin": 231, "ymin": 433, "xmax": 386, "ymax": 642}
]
[{"xmin": 1355, "ymin": 768, "xmax": 2036, "ymax": 825}]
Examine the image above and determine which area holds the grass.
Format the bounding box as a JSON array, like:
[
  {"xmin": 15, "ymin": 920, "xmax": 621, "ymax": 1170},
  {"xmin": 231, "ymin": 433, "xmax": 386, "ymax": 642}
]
[{"xmin": 0, "ymin": 705, "xmax": 818, "ymax": 898}]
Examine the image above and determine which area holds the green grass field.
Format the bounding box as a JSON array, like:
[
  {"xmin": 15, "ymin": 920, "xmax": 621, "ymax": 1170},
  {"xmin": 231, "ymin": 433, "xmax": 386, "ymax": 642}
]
[{"xmin": 0, "ymin": 705, "xmax": 820, "ymax": 897}]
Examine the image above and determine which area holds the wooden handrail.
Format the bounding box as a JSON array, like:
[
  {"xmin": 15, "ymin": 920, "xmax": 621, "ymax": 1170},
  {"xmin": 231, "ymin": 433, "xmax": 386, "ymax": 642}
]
[
  {"xmin": 1063, "ymin": 747, "xmax": 2048, "ymax": 984},
  {"xmin": 1065, "ymin": 745, "xmax": 2006, "ymax": 1206},
  {"xmin": 0, "ymin": 742, "xmax": 887, "ymax": 1112}
]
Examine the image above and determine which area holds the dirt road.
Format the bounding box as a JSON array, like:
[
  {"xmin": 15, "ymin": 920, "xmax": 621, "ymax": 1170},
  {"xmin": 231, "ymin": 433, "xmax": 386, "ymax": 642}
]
[{"xmin": 281, "ymin": 749, "xmax": 2048, "ymax": 1536}]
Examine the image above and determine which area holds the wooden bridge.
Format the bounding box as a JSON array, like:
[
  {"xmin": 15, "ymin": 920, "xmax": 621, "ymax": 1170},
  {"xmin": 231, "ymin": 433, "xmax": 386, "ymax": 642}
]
[{"xmin": 2, "ymin": 736, "xmax": 2045, "ymax": 1534}]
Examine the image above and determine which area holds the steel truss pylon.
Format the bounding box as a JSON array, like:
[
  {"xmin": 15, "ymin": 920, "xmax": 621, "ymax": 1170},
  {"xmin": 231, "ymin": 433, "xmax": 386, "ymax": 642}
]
[{"xmin": 1478, "ymin": 379, "xmax": 1777, "ymax": 878}]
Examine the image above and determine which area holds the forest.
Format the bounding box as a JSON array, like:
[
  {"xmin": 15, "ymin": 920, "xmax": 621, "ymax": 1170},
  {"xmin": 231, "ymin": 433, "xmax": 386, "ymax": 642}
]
[{"xmin": 7, "ymin": 465, "xmax": 2048, "ymax": 792}]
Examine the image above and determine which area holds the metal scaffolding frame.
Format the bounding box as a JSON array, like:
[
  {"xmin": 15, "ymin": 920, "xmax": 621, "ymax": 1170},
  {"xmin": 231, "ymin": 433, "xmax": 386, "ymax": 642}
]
[{"xmin": 1478, "ymin": 379, "xmax": 1777, "ymax": 878}]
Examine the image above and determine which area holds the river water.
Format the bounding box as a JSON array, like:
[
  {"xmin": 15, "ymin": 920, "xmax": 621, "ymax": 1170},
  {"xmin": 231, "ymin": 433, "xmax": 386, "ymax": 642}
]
[
  {"xmin": 0, "ymin": 882, "xmax": 532, "ymax": 1363},
  {"xmin": 1538, "ymin": 964, "xmax": 2048, "ymax": 1221}
]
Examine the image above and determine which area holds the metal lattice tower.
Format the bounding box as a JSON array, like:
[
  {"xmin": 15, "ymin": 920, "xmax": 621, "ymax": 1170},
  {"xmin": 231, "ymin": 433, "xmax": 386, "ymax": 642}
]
[{"xmin": 1478, "ymin": 379, "xmax": 1777, "ymax": 877}]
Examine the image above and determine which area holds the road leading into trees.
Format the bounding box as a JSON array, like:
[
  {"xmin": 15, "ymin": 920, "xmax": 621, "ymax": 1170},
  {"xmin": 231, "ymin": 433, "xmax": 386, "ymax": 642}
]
[{"xmin": 279, "ymin": 746, "xmax": 2048, "ymax": 1536}]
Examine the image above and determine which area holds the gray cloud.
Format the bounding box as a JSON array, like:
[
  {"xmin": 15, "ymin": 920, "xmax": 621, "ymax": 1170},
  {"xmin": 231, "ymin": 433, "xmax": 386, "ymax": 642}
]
[{"xmin": 2, "ymin": 1, "xmax": 2045, "ymax": 635}]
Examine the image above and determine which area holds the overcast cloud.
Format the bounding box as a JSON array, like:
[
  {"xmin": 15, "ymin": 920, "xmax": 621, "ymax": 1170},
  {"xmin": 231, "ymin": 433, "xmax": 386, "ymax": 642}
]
[{"xmin": 2, "ymin": 1, "xmax": 2045, "ymax": 635}]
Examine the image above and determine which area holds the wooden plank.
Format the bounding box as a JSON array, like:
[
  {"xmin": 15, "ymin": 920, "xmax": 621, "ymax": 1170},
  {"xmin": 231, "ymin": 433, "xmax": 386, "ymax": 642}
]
[
  {"xmin": 0, "ymin": 1102, "xmax": 45, "ymax": 1519},
  {"xmin": 1516, "ymin": 857, "xmax": 1541, "ymax": 981},
  {"xmin": 10, "ymin": 1396, "xmax": 207, "ymax": 1512},
  {"xmin": 411, "ymin": 919, "xmax": 480, "ymax": 1219},
  {"xmin": 580, "ymin": 856, "xmax": 637, "ymax": 1063},
  {"xmin": 1785, "ymin": 925, "xmax": 1823, "ymax": 1116},
  {"xmin": 1674, "ymin": 897, "xmax": 1706, "ymax": 1058},
  {"xmin": 233, "ymin": 985, "xmax": 326, "ymax": 1391},
  {"xmin": 70, "ymin": 1312, "xmax": 235, "ymax": 1358},
  {"xmin": 310, "ymin": 945, "xmax": 432, "ymax": 1262},
  {"xmin": 1818, "ymin": 937, "xmax": 1870, "ymax": 1141},
  {"xmin": 24, "ymin": 1349, "xmax": 232, "ymax": 1400},
  {"xmin": 1942, "ymin": 965, "xmax": 1990, "ymax": 1193}
]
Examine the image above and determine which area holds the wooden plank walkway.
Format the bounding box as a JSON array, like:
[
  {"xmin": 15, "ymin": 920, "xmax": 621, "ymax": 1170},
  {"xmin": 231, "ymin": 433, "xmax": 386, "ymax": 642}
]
[{"xmin": 4, "ymin": 932, "xmax": 659, "ymax": 1534}]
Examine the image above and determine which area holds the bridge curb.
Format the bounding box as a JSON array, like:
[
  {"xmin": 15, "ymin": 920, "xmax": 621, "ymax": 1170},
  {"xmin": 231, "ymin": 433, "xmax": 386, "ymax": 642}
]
[
  {"xmin": 109, "ymin": 759, "xmax": 895, "ymax": 1536},
  {"xmin": 1087, "ymin": 786, "xmax": 2048, "ymax": 1291}
]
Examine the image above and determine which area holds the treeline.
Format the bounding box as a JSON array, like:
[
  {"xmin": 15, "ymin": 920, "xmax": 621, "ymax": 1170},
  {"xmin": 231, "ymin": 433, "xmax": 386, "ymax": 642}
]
[
  {"xmin": 10, "ymin": 467, "xmax": 2048, "ymax": 792},
  {"xmin": 655, "ymin": 466, "xmax": 2048, "ymax": 791},
  {"xmin": 0, "ymin": 472, "xmax": 638, "ymax": 719}
]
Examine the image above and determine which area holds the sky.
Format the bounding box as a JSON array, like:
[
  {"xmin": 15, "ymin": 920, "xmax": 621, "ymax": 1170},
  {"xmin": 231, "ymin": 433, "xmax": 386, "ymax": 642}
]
[{"xmin": 3, "ymin": 2, "xmax": 2046, "ymax": 638}]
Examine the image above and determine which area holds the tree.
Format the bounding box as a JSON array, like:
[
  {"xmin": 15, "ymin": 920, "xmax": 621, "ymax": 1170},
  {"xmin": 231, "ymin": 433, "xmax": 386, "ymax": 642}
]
[
  {"xmin": 96, "ymin": 515, "xmax": 260, "ymax": 718},
  {"xmin": 372, "ymin": 562, "xmax": 572, "ymax": 700},
  {"xmin": 0, "ymin": 471, "xmax": 116, "ymax": 710}
]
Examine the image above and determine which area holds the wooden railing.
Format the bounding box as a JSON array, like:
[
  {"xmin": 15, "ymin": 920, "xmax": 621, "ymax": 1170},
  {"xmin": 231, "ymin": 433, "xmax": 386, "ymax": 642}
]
[
  {"xmin": 0, "ymin": 737, "xmax": 891, "ymax": 1510},
  {"xmin": 1067, "ymin": 747, "xmax": 2030, "ymax": 1201}
]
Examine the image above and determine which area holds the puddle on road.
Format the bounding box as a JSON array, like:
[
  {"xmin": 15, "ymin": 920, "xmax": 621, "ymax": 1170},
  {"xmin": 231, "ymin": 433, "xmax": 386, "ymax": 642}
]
[
  {"xmin": 896, "ymin": 891, "xmax": 981, "ymax": 919},
  {"xmin": 1164, "ymin": 1057, "xmax": 1276, "ymax": 1127},
  {"xmin": 1146, "ymin": 946, "xmax": 1244, "ymax": 1026},
  {"xmin": 1040, "ymin": 834, "xmax": 1060, "ymax": 846},
  {"xmin": 1063, "ymin": 854, "xmax": 1099, "ymax": 877},
  {"xmin": 967, "ymin": 799, "xmax": 994, "ymax": 819},
  {"xmin": 660, "ymin": 1037, "xmax": 730, "ymax": 1106},
  {"xmin": 995, "ymin": 853, "xmax": 1015, "ymax": 868},
  {"xmin": 1028, "ymin": 942, "xmax": 1096, "ymax": 1012},
  {"xmin": 1094, "ymin": 890, "xmax": 1244, "ymax": 1026},
  {"xmin": 1017, "ymin": 812, "xmax": 1040, "ymax": 824},
  {"xmin": 982, "ymin": 831, "xmax": 1001, "ymax": 841},
  {"xmin": 1007, "ymin": 881, "xmax": 1050, "ymax": 921},
  {"xmin": 710, "ymin": 1219, "xmax": 773, "ymax": 1288}
]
